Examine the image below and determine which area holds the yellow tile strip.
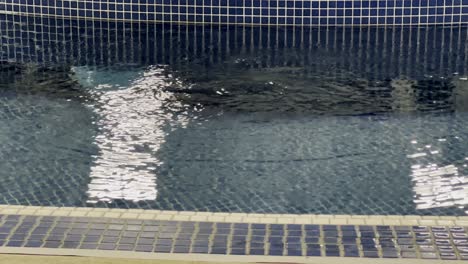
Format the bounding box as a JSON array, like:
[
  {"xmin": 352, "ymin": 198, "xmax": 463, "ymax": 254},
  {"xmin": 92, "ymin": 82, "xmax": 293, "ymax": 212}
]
[
  {"xmin": 1, "ymin": 205, "xmax": 467, "ymax": 226},
  {"xmin": 0, "ymin": 247, "xmax": 466, "ymax": 264}
]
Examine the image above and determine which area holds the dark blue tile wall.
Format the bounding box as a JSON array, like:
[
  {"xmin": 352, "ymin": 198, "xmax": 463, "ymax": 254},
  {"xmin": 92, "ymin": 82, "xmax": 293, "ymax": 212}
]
[{"xmin": 0, "ymin": 0, "xmax": 467, "ymax": 25}]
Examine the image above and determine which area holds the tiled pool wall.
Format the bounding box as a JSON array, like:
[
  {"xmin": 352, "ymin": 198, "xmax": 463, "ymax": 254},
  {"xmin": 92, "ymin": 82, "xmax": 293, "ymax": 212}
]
[
  {"xmin": 1, "ymin": 0, "xmax": 468, "ymax": 26},
  {"xmin": 1, "ymin": 14, "xmax": 467, "ymax": 76},
  {"xmin": 1, "ymin": 14, "xmax": 468, "ymax": 216}
]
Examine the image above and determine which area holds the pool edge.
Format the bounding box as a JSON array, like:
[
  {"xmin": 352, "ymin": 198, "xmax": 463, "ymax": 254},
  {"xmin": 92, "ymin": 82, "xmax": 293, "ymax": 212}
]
[
  {"xmin": 0, "ymin": 249, "xmax": 465, "ymax": 263},
  {"xmin": 1, "ymin": 205, "xmax": 467, "ymax": 227}
]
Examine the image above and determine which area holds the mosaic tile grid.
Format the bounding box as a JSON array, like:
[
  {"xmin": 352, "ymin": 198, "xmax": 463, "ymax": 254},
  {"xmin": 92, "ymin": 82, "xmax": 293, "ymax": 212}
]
[
  {"xmin": 1, "ymin": 213, "xmax": 468, "ymax": 260},
  {"xmin": 1, "ymin": 0, "xmax": 468, "ymax": 25},
  {"xmin": 1, "ymin": 16, "xmax": 468, "ymax": 216},
  {"xmin": 2, "ymin": 15, "xmax": 467, "ymax": 79}
]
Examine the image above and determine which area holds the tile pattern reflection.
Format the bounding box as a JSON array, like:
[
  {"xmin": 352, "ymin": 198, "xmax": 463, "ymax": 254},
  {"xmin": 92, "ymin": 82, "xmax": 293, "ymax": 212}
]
[{"xmin": 1, "ymin": 214, "xmax": 468, "ymax": 260}]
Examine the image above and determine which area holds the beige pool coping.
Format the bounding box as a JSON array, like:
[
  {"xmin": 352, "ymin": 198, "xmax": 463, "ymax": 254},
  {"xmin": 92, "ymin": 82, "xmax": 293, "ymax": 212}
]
[
  {"xmin": 1, "ymin": 205, "xmax": 467, "ymax": 227},
  {"xmin": 0, "ymin": 249, "xmax": 466, "ymax": 264}
]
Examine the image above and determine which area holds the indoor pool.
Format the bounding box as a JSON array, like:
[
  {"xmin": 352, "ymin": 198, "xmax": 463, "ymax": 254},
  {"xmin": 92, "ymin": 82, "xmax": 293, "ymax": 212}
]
[{"xmin": 1, "ymin": 16, "xmax": 468, "ymax": 216}]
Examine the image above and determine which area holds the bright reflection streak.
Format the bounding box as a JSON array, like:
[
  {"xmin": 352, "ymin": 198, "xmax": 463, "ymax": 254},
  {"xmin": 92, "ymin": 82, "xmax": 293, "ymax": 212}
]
[
  {"xmin": 73, "ymin": 65, "xmax": 187, "ymax": 203},
  {"xmin": 409, "ymin": 143, "xmax": 468, "ymax": 212}
]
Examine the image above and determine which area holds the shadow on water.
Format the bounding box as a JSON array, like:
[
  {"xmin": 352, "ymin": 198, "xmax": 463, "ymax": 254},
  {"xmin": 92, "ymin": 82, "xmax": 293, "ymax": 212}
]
[
  {"xmin": 2, "ymin": 16, "xmax": 468, "ymax": 214},
  {"xmin": 0, "ymin": 61, "xmax": 98, "ymax": 207}
]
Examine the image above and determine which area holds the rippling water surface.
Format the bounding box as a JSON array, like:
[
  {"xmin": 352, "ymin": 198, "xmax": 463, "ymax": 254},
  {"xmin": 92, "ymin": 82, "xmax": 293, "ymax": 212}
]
[{"xmin": 1, "ymin": 18, "xmax": 468, "ymax": 215}]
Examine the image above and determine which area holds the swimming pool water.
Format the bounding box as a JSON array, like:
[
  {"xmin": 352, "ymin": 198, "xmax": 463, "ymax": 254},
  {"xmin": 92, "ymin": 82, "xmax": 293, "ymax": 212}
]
[{"xmin": 1, "ymin": 16, "xmax": 468, "ymax": 215}]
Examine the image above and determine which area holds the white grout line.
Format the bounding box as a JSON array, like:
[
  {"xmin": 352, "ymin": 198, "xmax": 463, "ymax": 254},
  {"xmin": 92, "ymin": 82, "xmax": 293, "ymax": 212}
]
[
  {"xmin": 0, "ymin": 10, "xmax": 466, "ymax": 27},
  {"xmin": 0, "ymin": 205, "xmax": 467, "ymax": 226}
]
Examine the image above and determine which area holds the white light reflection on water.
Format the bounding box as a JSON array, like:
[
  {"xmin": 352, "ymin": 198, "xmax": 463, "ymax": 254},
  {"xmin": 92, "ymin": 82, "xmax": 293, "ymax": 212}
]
[
  {"xmin": 403, "ymin": 77, "xmax": 468, "ymax": 214},
  {"xmin": 73, "ymin": 65, "xmax": 188, "ymax": 203},
  {"xmin": 409, "ymin": 142, "xmax": 468, "ymax": 213}
]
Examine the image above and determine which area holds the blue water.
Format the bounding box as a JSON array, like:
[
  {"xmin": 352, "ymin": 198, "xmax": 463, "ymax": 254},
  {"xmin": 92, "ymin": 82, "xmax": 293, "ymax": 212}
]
[{"xmin": 1, "ymin": 17, "xmax": 468, "ymax": 215}]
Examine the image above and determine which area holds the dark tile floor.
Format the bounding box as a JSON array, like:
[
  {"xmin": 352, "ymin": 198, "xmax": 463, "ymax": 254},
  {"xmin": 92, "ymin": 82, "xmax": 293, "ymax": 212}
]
[{"xmin": 0, "ymin": 214, "xmax": 466, "ymax": 260}]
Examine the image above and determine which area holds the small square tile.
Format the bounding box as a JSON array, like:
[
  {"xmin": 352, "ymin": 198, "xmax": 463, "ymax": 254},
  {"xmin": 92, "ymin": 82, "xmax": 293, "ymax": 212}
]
[
  {"xmin": 415, "ymin": 239, "xmax": 433, "ymax": 245},
  {"xmin": 399, "ymin": 245, "xmax": 416, "ymax": 252},
  {"xmin": 363, "ymin": 251, "xmax": 379, "ymax": 258},
  {"xmin": 87, "ymin": 230, "xmax": 104, "ymax": 236},
  {"xmin": 251, "ymin": 224, "xmax": 266, "ymax": 229},
  {"xmin": 216, "ymin": 223, "xmax": 230, "ymax": 229},
  {"xmin": 64, "ymin": 235, "xmax": 82, "ymax": 242},
  {"xmin": 215, "ymin": 228, "xmax": 230, "ymax": 235},
  {"xmin": 43, "ymin": 241, "xmax": 61, "ymax": 248},
  {"xmin": 344, "ymin": 251, "xmax": 359, "ymax": 257},
  {"xmin": 133, "ymin": 245, "xmax": 153, "ymax": 252},
  {"xmin": 155, "ymin": 238, "xmax": 172, "ymax": 246},
  {"xmin": 382, "ymin": 250, "xmax": 398, "ymax": 258},
  {"xmin": 249, "ymin": 242, "xmax": 265, "ymax": 248},
  {"xmin": 435, "ymin": 239, "xmax": 451, "ymax": 246},
  {"xmin": 83, "ymin": 236, "xmax": 100, "ymax": 243},
  {"xmin": 286, "ymin": 236, "xmax": 301, "ymax": 243},
  {"xmin": 304, "ymin": 237, "xmax": 319, "ymax": 243},
  {"xmin": 153, "ymin": 245, "xmax": 171, "ymax": 252},
  {"xmin": 10, "ymin": 234, "xmax": 28, "ymax": 241},
  {"xmin": 325, "ymin": 250, "xmax": 340, "ymax": 257},
  {"xmin": 233, "ymin": 223, "xmax": 248, "ymax": 229},
  {"xmin": 67, "ymin": 228, "xmax": 87, "ymax": 235},
  {"xmin": 323, "ymin": 231, "xmax": 338, "ymax": 237},
  {"xmin": 306, "ymin": 249, "xmax": 321, "ymax": 256},
  {"xmin": 24, "ymin": 241, "xmax": 43, "ymax": 248},
  {"xmin": 413, "ymin": 226, "xmax": 429, "ymax": 232},
  {"xmin": 287, "ymin": 224, "xmax": 302, "ymax": 231},
  {"xmin": 287, "ymin": 249, "xmax": 302, "ymax": 256},
  {"xmin": 438, "ymin": 245, "xmax": 455, "ymax": 252},
  {"xmin": 173, "ymin": 246, "xmax": 190, "ymax": 253},
  {"xmin": 440, "ymin": 252, "xmax": 458, "ymax": 260},
  {"xmin": 119, "ymin": 237, "xmax": 136, "ymax": 244},
  {"xmin": 103, "ymin": 231, "xmax": 121, "ymax": 237},
  {"xmin": 324, "ymin": 237, "xmax": 338, "ymax": 244},
  {"xmin": 419, "ymin": 245, "xmax": 436, "ymax": 252},
  {"xmin": 230, "ymin": 248, "xmax": 246, "ymax": 255},
  {"xmin": 421, "ymin": 252, "xmax": 438, "ymax": 259},
  {"xmin": 139, "ymin": 232, "xmax": 157, "ymax": 238},
  {"xmin": 6, "ymin": 241, "xmax": 24, "ymax": 247},
  {"xmin": 401, "ymin": 251, "xmax": 417, "ymax": 258},
  {"xmin": 454, "ymin": 239, "xmax": 468, "ymax": 246},
  {"xmin": 125, "ymin": 225, "xmax": 142, "ymax": 231},
  {"xmin": 449, "ymin": 227, "xmax": 465, "ymax": 232},
  {"xmin": 431, "ymin": 226, "xmax": 447, "ymax": 232},
  {"xmin": 453, "ymin": 233, "xmax": 468, "ymax": 239},
  {"xmin": 414, "ymin": 232, "xmax": 431, "ymax": 239},
  {"xmin": 98, "ymin": 243, "xmax": 116, "ymax": 250},
  {"xmin": 90, "ymin": 224, "xmax": 107, "ymax": 230},
  {"xmin": 80, "ymin": 243, "xmax": 98, "ymax": 249},
  {"xmin": 270, "ymin": 224, "xmax": 284, "ymax": 230},
  {"xmin": 117, "ymin": 244, "xmax": 135, "ymax": 251},
  {"xmin": 62, "ymin": 242, "xmax": 80, "ymax": 249},
  {"xmin": 192, "ymin": 246, "xmax": 209, "ymax": 253},
  {"xmin": 101, "ymin": 236, "xmax": 119, "ymax": 243},
  {"xmin": 249, "ymin": 248, "xmax": 265, "ymax": 255}
]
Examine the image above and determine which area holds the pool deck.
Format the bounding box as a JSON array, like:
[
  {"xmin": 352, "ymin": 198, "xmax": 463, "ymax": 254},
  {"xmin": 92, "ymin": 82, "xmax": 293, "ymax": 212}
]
[{"xmin": 0, "ymin": 205, "xmax": 467, "ymax": 262}]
